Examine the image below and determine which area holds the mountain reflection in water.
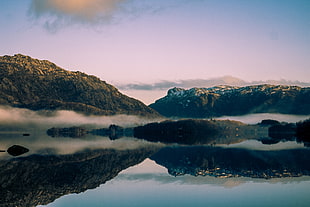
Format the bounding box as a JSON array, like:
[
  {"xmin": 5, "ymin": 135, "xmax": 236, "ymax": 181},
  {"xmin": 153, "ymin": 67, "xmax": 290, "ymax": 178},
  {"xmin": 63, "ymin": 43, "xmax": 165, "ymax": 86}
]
[
  {"xmin": 151, "ymin": 146, "xmax": 310, "ymax": 178},
  {"xmin": 0, "ymin": 147, "xmax": 159, "ymax": 207},
  {"xmin": 1, "ymin": 142, "xmax": 309, "ymax": 207},
  {"xmin": 0, "ymin": 113, "xmax": 309, "ymax": 207}
]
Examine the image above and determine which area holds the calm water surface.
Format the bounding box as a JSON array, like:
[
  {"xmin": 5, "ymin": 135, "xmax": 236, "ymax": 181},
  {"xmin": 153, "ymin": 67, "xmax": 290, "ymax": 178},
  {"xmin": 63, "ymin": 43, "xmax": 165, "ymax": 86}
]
[
  {"xmin": 41, "ymin": 158, "xmax": 310, "ymax": 207},
  {"xmin": 0, "ymin": 113, "xmax": 309, "ymax": 207}
]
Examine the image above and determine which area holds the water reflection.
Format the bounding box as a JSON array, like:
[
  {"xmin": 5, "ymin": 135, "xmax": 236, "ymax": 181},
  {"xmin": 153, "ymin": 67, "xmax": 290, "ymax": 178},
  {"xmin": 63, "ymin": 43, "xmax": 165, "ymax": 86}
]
[
  {"xmin": 117, "ymin": 158, "xmax": 310, "ymax": 187},
  {"xmin": 1, "ymin": 140, "xmax": 309, "ymax": 207},
  {"xmin": 44, "ymin": 158, "xmax": 310, "ymax": 207},
  {"xmin": 0, "ymin": 146, "xmax": 159, "ymax": 207},
  {"xmin": 0, "ymin": 113, "xmax": 309, "ymax": 207},
  {"xmin": 151, "ymin": 146, "xmax": 310, "ymax": 179}
]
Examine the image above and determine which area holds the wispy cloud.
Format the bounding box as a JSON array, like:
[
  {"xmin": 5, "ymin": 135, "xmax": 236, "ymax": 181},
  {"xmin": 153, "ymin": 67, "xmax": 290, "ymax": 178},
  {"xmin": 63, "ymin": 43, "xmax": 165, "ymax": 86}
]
[
  {"xmin": 28, "ymin": 0, "xmax": 129, "ymax": 32},
  {"xmin": 30, "ymin": 0, "xmax": 125, "ymax": 20},
  {"xmin": 28, "ymin": 0, "xmax": 193, "ymax": 32},
  {"xmin": 116, "ymin": 76, "xmax": 310, "ymax": 91}
]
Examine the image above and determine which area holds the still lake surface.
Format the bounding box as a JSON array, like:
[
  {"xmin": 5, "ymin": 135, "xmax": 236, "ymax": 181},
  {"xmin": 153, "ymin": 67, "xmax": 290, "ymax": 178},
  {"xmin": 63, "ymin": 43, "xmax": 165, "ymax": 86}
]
[{"xmin": 0, "ymin": 113, "xmax": 309, "ymax": 207}]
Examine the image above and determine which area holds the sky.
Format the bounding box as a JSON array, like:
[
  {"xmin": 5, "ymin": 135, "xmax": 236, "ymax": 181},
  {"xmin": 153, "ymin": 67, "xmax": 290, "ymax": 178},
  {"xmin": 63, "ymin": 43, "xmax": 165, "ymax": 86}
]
[{"xmin": 0, "ymin": 0, "xmax": 310, "ymax": 103}]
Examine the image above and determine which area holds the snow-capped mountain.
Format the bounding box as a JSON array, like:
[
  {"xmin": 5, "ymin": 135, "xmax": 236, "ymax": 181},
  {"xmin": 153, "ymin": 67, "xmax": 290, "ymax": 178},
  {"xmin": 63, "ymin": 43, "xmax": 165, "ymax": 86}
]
[{"xmin": 149, "ymin": 85, "xmax": 310, "ymax": 118}]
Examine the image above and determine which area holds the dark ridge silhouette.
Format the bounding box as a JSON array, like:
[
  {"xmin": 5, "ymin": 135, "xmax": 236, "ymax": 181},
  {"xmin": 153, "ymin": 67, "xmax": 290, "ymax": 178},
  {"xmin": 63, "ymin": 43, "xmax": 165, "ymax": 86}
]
[{"xmin": 133, "ymin": 119, "xmax": 264, "ymax": 145}]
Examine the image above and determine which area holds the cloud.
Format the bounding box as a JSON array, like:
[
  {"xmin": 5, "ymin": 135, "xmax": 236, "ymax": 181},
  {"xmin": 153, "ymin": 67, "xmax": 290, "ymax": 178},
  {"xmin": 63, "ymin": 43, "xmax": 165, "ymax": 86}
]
[
  {"xmin": 28, "ymin": 0, "xmax": 193, "ymax": 32},
  {"xmin": 116, "ymin": 76, "xmax": 310, "ymax": 91},
  {"xmin": 28, "ymin": 0, "xmax": 129, "ymax": 32},
  {"xmin": 30, "ymin": 0, "xmax": 125, "ymax": 20},
  {"xmin": 118, "ymin": 80, "xmax": 181, "ymax": 91}
]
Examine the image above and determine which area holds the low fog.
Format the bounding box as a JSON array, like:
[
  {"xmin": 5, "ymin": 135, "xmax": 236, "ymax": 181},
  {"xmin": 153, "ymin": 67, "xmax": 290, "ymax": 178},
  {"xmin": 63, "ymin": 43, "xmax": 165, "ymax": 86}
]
[
  {"xmin": 0, "ymin": 106, "xmax": 162, "ymax": 128},
  {"xmin": 217, "ymin": 113, "xmax": 310, "ymax": 125},
  {"xmin": 0, "ymin": 106, "xmax": 308, "ymax": 159},
  {"xmin": 0, "ymin": 106, "xmax": 164, "ymax": 158}
]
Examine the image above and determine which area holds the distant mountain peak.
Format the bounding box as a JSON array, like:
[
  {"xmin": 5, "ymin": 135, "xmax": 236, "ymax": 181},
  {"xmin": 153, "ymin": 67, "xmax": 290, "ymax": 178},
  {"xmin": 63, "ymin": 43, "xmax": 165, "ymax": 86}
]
[{"xmin": 150, "ymin": 84, "xmax": 310, "ymax": 118}]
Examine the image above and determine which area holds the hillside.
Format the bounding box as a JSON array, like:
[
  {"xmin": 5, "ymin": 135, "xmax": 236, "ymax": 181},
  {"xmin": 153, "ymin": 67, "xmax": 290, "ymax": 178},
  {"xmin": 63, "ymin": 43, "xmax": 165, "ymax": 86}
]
[
  {"xmin": 0, "ymin": 54, "xmax": 159, "ymax": 117},
  {"xmin": 149, "ymin": 85, "xmax": 310, "ymax": 118}
]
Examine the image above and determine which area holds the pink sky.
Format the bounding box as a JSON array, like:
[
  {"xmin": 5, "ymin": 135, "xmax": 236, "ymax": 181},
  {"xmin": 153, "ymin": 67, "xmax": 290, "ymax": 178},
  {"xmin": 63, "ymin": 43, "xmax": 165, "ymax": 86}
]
[{"xmin": 1, "ymin": 0, "xmax": 309, "ymax": 95}]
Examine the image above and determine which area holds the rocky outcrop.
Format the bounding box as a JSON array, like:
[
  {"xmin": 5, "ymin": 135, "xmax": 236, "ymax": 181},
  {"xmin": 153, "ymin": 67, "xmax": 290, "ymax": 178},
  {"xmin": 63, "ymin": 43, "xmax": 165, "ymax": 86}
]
[
  {"xmin": 149, "ymin": 85, "xmax": 310, "ymax": 118},
  {"xmin": 0, "ymin": 54, "xmax": 160, "ymax": 117}
]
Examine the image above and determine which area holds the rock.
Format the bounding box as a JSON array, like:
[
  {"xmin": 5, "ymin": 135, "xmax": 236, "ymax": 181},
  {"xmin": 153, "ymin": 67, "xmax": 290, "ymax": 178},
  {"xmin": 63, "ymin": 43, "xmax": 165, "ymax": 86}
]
[{"xmin": 7, "ymin": 145, "xmax": 29, "ymax": 156}]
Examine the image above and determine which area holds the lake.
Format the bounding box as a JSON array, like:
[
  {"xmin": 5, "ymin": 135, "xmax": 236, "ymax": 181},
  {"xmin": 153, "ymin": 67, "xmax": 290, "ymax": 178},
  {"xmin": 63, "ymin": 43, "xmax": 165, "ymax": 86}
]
[
  {"xmin": 39, "ymin": 158, "xmax": 310, "ymax": 207},
  {"xmin": 0, "ymin": 113, "xmax": 309, "ymax": 207}
]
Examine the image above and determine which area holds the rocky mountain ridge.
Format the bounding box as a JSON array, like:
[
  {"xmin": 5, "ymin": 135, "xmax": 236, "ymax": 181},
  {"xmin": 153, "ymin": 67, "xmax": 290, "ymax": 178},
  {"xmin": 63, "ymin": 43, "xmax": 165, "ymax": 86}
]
[
  {"xmin": 149, "ymin": 85, "xmax": 310, "ymax": 118},
  {"xmin": 0, "ymin": 54, "xmax": 159, "ymax": 117}
]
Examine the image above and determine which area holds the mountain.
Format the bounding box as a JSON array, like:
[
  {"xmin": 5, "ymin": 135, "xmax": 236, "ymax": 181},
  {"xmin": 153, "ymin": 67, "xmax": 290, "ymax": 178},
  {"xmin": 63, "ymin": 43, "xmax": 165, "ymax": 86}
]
[
  {"xmin": 0, "ymin": 54, "xmax": 159, "ymax": 117},
  {"xmin": 149, "ymin": 85, "xmax": 310, "ymax": 118}
]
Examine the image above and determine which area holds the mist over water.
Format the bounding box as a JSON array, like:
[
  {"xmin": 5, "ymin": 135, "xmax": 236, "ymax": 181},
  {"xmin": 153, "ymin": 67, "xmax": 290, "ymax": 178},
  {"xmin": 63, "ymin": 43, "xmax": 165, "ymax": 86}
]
[
  {"xmin": 0, "ymin": 106, "xmax": 309, "ymax": 158},
  {"xmin": 0, "ymin": 106, "xmax": 307, "ymax": 128},
  {"xmin": 0, "ymin": 106, "xmax": 162, "ymax": 127},
  {"xmin": 217, "ymin": 113, "xmax": 309, "ymax": 124},
  {"xmin": 0, "ymin": 106, "xmax": 164, "ymax": 158}
]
